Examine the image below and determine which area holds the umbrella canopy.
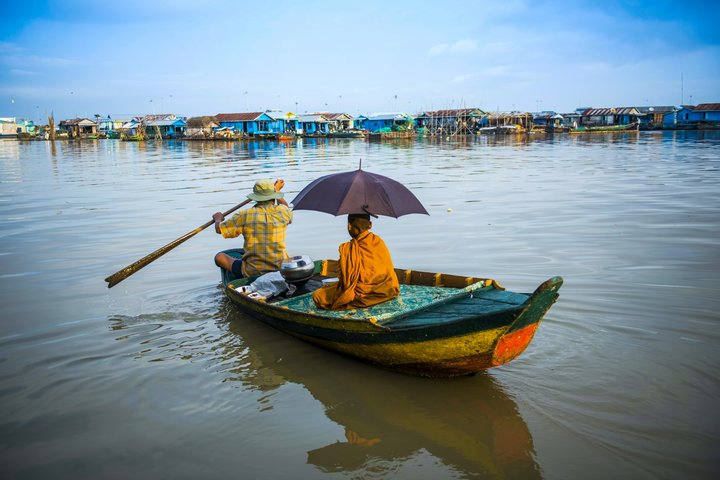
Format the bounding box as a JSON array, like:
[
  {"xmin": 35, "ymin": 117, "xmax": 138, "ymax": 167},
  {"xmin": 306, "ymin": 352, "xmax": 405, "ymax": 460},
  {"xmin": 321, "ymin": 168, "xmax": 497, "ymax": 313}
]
[{"xmin": 291, "ymin": 168, "xmax": 429, "ymax": 218}]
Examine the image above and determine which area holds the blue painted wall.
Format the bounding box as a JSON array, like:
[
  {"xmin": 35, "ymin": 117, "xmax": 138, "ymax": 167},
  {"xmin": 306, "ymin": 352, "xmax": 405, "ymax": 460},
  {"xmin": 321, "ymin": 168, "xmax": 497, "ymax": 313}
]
[
  {"xmin": 696, "ymin": 109, "xmax": 720, "ymax": 122},
  {"xmin": 300, "ymin": 122, "xmax": 328, "ymax": 134},
  {"xmin": 218, "ymin": 113, "xmax": 277, "ymax": 134},
  {"xmin": 365, "ymin": 119, "xmax": 393, "ymax": 132}
]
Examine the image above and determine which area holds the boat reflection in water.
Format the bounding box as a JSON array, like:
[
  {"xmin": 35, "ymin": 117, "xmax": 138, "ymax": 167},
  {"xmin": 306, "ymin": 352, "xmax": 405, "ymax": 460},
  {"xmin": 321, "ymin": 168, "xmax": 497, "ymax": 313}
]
[{"xmin": 220, "ymin": 300, "xmax": 541, "ymax": 479}]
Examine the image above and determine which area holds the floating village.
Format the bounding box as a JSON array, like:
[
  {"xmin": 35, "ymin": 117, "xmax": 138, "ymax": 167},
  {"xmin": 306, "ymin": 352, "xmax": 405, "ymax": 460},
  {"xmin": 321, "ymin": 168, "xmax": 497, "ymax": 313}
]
[{"xmin": 1, "ymin": 103, "xmax": 719, "ymax": 141}]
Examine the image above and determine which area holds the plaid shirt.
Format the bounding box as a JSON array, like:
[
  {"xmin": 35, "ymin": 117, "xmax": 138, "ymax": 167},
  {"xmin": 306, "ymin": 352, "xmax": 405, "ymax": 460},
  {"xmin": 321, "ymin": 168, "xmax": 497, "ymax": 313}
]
[{"xmin": 219, "ymin": 202, "xmax": 293, "ymax": 277}]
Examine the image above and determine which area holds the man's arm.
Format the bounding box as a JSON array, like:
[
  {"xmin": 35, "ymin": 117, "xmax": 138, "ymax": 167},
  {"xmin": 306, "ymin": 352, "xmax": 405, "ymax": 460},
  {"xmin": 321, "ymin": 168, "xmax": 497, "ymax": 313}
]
[
  {"xmin": 275, "ymin": 179, "xmax": 288, "ymax": 207},
  {"xmin": 213, "ymin": 212, "xmax": 224, "ymax": 234}
]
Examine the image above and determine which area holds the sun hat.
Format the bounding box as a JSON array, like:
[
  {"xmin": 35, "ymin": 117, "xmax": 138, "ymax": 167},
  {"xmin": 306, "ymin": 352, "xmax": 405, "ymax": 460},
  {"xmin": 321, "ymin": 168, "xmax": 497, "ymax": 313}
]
[{"xmin": 247, "ymin": 178, "xmax": 284, "ymax": 202}]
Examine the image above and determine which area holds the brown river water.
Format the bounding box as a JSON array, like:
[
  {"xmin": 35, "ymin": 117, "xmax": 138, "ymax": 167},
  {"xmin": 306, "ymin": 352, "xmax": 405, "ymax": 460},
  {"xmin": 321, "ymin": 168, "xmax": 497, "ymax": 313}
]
[{"xmin": 1, "ymin": 132, "xmax": 718, "ymax": 479}]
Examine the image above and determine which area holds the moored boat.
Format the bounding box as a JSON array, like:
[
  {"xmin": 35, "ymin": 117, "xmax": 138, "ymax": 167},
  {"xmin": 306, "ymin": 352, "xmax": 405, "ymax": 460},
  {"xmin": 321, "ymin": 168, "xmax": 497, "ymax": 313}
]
[
  {"xmin": 219, "ymin": 249, "xmax": 563, "ymax": 377},
  {"xmin": 277, "ymin": 132, "xmax": 297, "ymax": 141},
  {"xmin": 367, "ymin": 131, "xmax": 415, "ymax": 141},
  {"xmin": 478, "ymin": 125, "xmax": 528, "ymax": 135},
  {"xmin": 16, "ymin": 132, "xmax": 37, "ymax": 141},
  {"xmin": 327, "ymin": 130, "xmax": 367, "ymax": 139},
  {"xmin": 570, "ymin": 123, "xmax": 639, "ymax": 133},
  {"xmin": 120, "ymin": 132, "xmax": 145, "ymax": 141}
]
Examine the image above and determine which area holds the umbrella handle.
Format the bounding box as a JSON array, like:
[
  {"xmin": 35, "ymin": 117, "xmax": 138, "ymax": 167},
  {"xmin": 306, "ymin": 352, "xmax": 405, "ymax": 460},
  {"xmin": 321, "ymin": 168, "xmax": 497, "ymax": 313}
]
[{"xmin": 362, "ymin": 205, "xmax": 379, "ymax": 218}]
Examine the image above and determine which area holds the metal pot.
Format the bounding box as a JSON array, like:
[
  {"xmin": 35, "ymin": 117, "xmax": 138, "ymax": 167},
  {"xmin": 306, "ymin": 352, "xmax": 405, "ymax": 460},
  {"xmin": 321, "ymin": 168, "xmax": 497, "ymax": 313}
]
[{"xmin": 280, "ymin": 255, "xmax": 315, "ymax": 283}]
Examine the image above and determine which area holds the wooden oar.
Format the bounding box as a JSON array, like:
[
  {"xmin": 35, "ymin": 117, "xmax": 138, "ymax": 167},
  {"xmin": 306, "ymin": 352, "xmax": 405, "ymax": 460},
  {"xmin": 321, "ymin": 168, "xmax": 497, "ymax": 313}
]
[{"xmin": 104, "ymin": 198, "xmax": 252, "ymax": 288}]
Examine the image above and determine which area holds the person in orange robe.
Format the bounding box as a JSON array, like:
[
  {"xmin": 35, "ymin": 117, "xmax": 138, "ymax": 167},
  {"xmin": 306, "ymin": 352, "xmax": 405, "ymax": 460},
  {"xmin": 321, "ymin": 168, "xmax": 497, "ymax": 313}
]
[{"xmin": 313, "ymin": 214, "xmax": 400, "ymax": 310}]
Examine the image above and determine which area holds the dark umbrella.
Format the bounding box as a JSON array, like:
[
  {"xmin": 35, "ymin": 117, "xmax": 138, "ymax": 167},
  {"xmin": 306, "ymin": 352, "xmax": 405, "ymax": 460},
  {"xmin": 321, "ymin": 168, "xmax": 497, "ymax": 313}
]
[{"xmin": 291, "ymin": 166, "xmax": 429, "ymax": 218}]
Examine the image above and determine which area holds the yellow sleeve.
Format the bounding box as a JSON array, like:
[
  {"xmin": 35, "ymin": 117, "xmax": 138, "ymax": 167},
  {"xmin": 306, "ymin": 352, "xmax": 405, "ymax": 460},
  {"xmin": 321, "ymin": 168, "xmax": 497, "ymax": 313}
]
[{"xmin": 219, "ymin": 211, "xmax": 245, "ymax": 238}]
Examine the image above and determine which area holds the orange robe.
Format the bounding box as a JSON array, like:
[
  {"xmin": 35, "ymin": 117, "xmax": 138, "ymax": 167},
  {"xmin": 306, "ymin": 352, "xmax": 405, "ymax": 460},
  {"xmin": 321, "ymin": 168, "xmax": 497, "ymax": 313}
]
[{"xmin": 313, "ymin": 230, "xmax": 399, "ymax": 310}]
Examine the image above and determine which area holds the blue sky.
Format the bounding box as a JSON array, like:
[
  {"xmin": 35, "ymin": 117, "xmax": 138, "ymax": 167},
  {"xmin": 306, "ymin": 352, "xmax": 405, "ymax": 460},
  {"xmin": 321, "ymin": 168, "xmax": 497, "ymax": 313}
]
[{"xmin": 1, "ymin": 0, "xmax": 718, "ymax": 121}]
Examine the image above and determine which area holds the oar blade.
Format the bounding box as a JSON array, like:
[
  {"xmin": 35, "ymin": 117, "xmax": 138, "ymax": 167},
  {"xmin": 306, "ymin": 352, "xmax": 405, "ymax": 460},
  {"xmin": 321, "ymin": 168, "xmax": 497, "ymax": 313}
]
[{"xmin": 105, "ymin": 271, "xmax": 130, "ymax": 288}]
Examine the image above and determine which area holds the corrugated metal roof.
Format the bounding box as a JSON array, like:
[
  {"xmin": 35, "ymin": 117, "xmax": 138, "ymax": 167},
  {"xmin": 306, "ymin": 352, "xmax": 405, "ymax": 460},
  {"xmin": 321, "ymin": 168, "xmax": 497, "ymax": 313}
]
[
  {"xmin": 533, "ymin": 113, "xmax": 564, "ymax": 120},
  {"xmin": 365, "ymin": 113, "xmax": 412, "ymax": 121},
  {"xmin": 637, "ymin": 106, "xmax": 677, "ymax": 114},
  {"xmin": 323, "ymin": 112, "xmax": 353, "ymax": 120},
  {"xmin": 694, "ymin": 103, "xmax": 720, "ymax": 111},
  {"xmin": 297, "ymin": 114, "xmax": 328, "ymax": 122},
  {"xmin": 583, "ymin": 107, "xmax": 640, "ymax": 116},
  {"xmin": 420, "ymin": 108, "xmax": 485, "ymax": 117},
  {"xmin": 186, "ymin": 116, "xmax": 219, "ymax": 127},
  {"xmin": 144, "ymin": 119, "xmax": 186, "ymax": 127},
  {"xmin": 142, "ymin": 114, "xmax": 176, "ymax": 122},
  {"xmin": 583, "ymin": 108, "xmax": 611, "ymax": 115},
  {"xmin": 486, "ymin": 112, "xmax": 532, "ymax": 119},
  {"xmin": 59, "ymin": 118, "xmax": 94, "ymax": 126},
  {"xmin": 216, "ymin": 112, "xmax": 265, "ymax": 122}
]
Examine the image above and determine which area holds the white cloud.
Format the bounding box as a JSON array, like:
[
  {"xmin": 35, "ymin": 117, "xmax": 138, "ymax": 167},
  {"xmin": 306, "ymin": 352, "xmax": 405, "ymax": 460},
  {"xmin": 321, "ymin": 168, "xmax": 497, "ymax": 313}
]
[
  {"xmin": 452, "ymin": 73, "xmax": 474, "ymax": 84},
  {"xmin": 480, "ymin": 41, "xmax": 514, "ymax": 55},
  {"xmin": 428, "ymin": 43, "xmax": 449, "ymax": 56},
  {"xmin": 429, "ymin": 39, "xmax": 478, "ymax": 57},
  {"xmin": 482, "ymin": 66, "xmax": 510, "ymax": 77},
  {"xmin": 449, "ymin": 39, "xmax": 477, "ymax": 54}
]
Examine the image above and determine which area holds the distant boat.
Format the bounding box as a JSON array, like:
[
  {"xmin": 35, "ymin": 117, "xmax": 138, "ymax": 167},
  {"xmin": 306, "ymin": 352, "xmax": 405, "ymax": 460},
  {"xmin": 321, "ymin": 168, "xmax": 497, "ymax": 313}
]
[
  {"xmin": 120, "ymin": 132, "xmax": 145, "ymax": 141},
  {"xmin": 327, "ymin": 130, "xmax": 367, "ymax": 139},
  {"xmin": 570, "ymin": 123, "xmax": 639, "ymax": 134},
  {"xmin": 16, "ymin": 132, "xmax": 37, "ymax": 141},
  {"xmin": 277, "ymin": 132, "xmax": 297, "ymax": 141},
  {"xmin": 247, "ymin": 132, "xmax": 281, "ymax": 140},
  {"xmin": 367, "ymin": 131, "xmax": 414, "ymax": 141},
  {"xmin": 478, "ymin": 125, "xmax": 527, "ymax": 135}
]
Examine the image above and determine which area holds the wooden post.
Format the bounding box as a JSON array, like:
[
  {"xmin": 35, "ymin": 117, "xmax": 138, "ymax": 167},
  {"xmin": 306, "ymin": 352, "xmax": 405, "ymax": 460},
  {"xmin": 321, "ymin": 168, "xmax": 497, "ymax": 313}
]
[{"xmin": 48, "ymin": 114, "xmax": 56, "ymax": 141}]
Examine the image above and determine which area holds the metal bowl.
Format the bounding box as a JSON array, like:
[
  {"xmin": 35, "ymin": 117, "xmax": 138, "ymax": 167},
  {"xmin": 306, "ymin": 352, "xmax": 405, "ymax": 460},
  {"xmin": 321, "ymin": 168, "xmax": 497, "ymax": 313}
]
[{"xmin": 280, "ymin": 255, "xmax": 315, "ymax": 283}]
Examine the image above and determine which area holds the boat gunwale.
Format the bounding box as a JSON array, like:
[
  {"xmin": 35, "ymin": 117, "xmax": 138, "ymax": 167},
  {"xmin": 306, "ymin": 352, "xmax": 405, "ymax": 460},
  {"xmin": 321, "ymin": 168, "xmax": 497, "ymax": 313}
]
[
  {"xmin": 224, "ymin": 259, "xmax": 512, "ymax": 330},
  {"xmin": 221, "ymin": 258, "xmax": 550, "ymax": 336},
  {"xmin": 219, "ymin": 255, "xmax": 563, "ymax": 375},
  {"xmin": 223, "ymin": 284, "xmax": 529, "ymax": 344},
  {"xmin": 224, "ymin": 280, "xmax": 510, "ymax": 333}
]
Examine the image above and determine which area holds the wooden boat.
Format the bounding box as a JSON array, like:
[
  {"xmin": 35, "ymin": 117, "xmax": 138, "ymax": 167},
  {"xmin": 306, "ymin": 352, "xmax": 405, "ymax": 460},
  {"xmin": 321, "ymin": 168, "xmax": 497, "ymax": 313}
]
[
  {"xmin": 477, "ymin": 125, "xmax": 528, "ymax": 135},
  {"xmin": 570, "ymin": 123, "xmax": 639, "ymax": 134},
  {"xmin": 367, "ymin": 131, "xmax": 415, "ymax": 141},
  {"xmin": 16, "ymin": 132, "xmax": 37, "ymax": 141},
  {"xmin": 246, "ymin": 132, "xmax": 280, "ymax": 140},
  {"xmin": 277, "ymin": 133, "xmax": 297, "ymax": 141},
  {"xmin": 327, "ymin": 130, "xmax": 367, "ymax": 139},
  {"xmin": 219, "ymin": 249, "xmax": 563, "ymax": 377},
  {"xmin": 120, "ymin": 132, "xmax": 145, "ymax": 141}
]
